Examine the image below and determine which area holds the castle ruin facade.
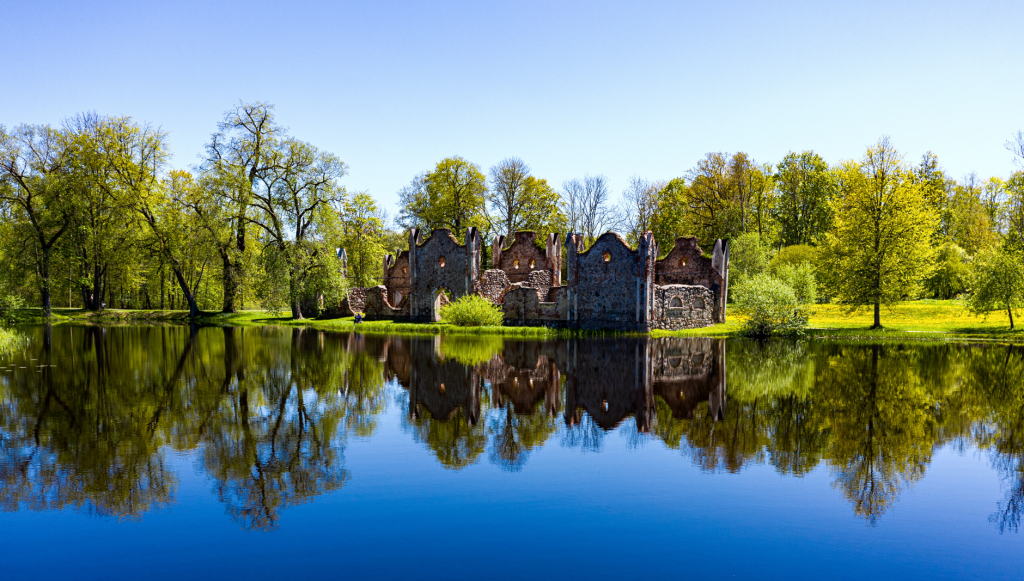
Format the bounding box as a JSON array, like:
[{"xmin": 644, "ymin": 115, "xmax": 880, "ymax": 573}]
[{"xmin": 348, "ymin": 229, "xmax": 729, "ymax": 332}]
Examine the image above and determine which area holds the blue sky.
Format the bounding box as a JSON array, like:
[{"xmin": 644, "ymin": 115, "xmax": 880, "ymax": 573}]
[{"xmin": 3, "ymin": 0, "xmax": 1022, "ymax": 219}]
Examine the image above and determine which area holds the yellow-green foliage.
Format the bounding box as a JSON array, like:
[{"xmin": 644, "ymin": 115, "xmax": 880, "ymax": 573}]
[
  {"xmin": 0, "ymin": 327, "xmax": 22, "ymax": 354},
  {"xmin": 439, "ymin": 335, "xmax": 504, "ymax": 365},
  {"xmin": 769, "ymin": 244, "xmax": 818, "ymax": 272},
  {"xmin": 440, "ymin": 295, "xmax": 504, "ymax": 327}
]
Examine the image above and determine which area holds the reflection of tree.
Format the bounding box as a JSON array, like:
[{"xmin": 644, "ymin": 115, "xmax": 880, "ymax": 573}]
[
  {"xmin": 818, "ymin": 345, "xmax": 937, "ymax": 525},
  {"xmin": 404, "ymin": 407, "xmax": 486, "ymax": 469},
  {"xmin": 561, "ymin": 411, "xmax": 605, "ymax": 452},
  {"xmin": 966, "ymin": 345, "xmax": 1024, "ymax": 533},
  {"xmin": 199, "ymin": 329, "xmax": 367, "ymax": 530},
  {"xmin": 487, "ymin": 404, "xmax": 557, "ymax": 472},
  {"xmin": 0, "ymin": 324, "xmax": 192, "ymax": 517}
]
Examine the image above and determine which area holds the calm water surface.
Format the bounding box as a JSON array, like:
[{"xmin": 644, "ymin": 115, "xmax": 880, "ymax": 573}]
[{"xmin": 0, "ymin": 325, "xmax": 1021, "ymax": 580}]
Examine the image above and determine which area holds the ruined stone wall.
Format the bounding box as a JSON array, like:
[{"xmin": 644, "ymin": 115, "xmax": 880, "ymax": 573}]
[
  {"xmin": 493, "ymin": 232, "xmax": 561, "ymax": 286},
  {"xmin": 562, "ymin": 338, "xmax": 655, "ymax": 431},
  {"xmin": 382, "ymin": 251, "xmax": 411, "ymax": 306},
  {"xmin": 651, "ymin": 285, "xmax": 714, "ymax": 330},
  {"xmin": 502, "ymin": 284, "xmax": 568, "ymax": 327},
  {"xmin": 407, "ymin": 228, "xmax": 482, "ymax": 321},
  {"xmin": 400, "ymin": 337, "xmax": 482, "ymax": 424},
  {"xmin": 362, "ymin": 285, "xmax": 410, "ymax": 319},
  {"xmin": 474, "ymin": 269, "xmax": 512, "ymax": 304},
  {"xmin": 654, "ymin": 237, "xmax": 729, "ymax": 323},
  {"xmin": 565, "ymin": 232, "xmax": 657, "ymax": 331},
  {"xmin": 345, "ymin": 287, "xmax": 367, "ymax": 314}
]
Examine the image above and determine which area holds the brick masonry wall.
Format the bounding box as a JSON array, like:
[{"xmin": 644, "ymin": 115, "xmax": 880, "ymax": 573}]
[
  {"xmin": 409, "ymin": 228, "xmax": 481, "ymax": 321},
  {"xmin": 383, "ymin": 251, "xmax": 411, "ymax": 306}
]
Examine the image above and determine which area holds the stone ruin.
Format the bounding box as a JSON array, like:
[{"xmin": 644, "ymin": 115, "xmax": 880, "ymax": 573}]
[{"xmin": 343, "ymin": 228, "xmax": 729, "ymax": 332}]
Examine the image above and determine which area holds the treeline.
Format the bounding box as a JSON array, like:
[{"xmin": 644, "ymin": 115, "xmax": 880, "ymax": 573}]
[
  {"xmin": 3, "ymin": 100, "xmax": 1024, "ymax": 324},
  {"xmin": 0, "ymin": 102, "xmax": 389, "ymax": 319}
]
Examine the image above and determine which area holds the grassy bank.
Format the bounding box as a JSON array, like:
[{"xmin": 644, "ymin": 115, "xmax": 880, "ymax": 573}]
[{"xmin": 14, "ymin": 299, "xmax": 1023, "ymax": 343}]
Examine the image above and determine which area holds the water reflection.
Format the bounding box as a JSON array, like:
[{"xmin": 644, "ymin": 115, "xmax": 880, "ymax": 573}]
[{"xmin": 1, "ymin": 325, "xmax": 1023, "ymax": 531}]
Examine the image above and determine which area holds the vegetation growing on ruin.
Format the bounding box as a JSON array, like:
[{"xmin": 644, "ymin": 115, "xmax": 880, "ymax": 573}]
[{"xmin": 440, "ymin": 295, "xmax": 505, "ymax": 327}]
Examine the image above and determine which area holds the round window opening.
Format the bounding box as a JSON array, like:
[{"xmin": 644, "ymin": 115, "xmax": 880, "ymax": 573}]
[
  {"xmin": 402, "ymin": 267, "xmax": 407, "ymax": 274},
  {"xmin": 513, "ymin": 259, "xmax": 520, "ymax": 269},
  {"xmin": 680, "ymin": 258, "xmax": 687, "ymax": 267},
  {"xmin": 438, "ymin": 257, "xmax": 446, "ymax": 268},
  {"xmin": 528, "ymin": 258, "xmax": 536, "ymax": 269},
  {"xmin": 439, "ymin": 383, "xmax": 446, "ymax": 394},
  {"xmin": 603, "ymin": 252, "xmax": 611, "ymax": 263}
]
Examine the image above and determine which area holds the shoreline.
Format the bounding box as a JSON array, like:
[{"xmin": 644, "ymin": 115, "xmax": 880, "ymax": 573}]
[{"xmin": 11, "ymin": 300, "xmax": 1023, "ymax": 344}]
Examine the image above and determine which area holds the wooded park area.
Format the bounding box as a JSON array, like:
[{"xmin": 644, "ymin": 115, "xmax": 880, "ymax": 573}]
[{"xmin": 2, "ymin": 101, "xmax": 1024, "ymax": 328}]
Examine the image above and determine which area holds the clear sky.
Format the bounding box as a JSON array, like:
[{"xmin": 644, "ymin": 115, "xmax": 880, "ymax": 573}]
[{"xmin": 3, "ymin": 0, "xmax": 1022, "ymax": 219}]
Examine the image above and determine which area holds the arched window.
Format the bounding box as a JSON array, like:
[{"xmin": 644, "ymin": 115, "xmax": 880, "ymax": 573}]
[
  {"xmin": 602, "ymin": 252, "xmax": 611, "ymax": 263},
  {"xmin": 438, "ymin": 257, "xmax": 446, "ymax": 268},
  {"xmin": 528, "ymin": 258, "xmax": 536, "ymax": 269},
  {"xmin": 513, "ymin": 259, "xmax": 520, "ymax": 269},
  {"xmin": 669, "ymin": 296, "xmax": 683, "ymax": 308},
  {"xmin": 693, "ymin": 297, "xmax": 705, "ymax": 310}
]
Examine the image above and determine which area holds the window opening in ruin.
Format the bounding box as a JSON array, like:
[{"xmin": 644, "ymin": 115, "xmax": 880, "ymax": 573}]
[
  {"xmin": 694, "ymin": 297, "xmax": 705, "ymax": 310},
  {"xmin": 394, "ymin": 291, "xmax": 403, "ymax": 304},
  {"xmin": 528, "ymin": 258, "xmax": 535, "ymax": 269},
  {"xmin": 513, "ymin": 259, "xmax": 520, "ymax": 269},
  {"xmin": 603, "ymin": 252, "xmax": 611, "ymax": 263},
  {"xmin": 403, "ymin": 267, "xmax": 407, "ymax": 274},
  {"xmin": 670, "ymin": 297, "xmax": 683, "ymax": 308},
  {"xmin": 602, "ymin": 400, "xmax": 609, "ymax": 412},
  {"xmin": 439, "ymin": 257, "xmax": 446, "ymax": 267},
  {"xmin": 680, "ymin": 257, "xmax": 687, "ymax": 266},
  {"xmin": 439, "ymin": 383, "xmax": 445, "ymax": 394}
]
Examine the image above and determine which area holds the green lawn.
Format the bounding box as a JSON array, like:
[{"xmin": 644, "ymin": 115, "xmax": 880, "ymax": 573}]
[{"xmin": 14, "ymin": 299, "xmax": 1023, "ymax": 343}]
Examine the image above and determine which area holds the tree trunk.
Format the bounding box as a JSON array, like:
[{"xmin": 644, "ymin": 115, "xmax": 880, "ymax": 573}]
[
  {"xmin": 171, "ymin": 263, "xmax": 201, "ymax": 319},
  {"xmin": 288, "ymin": 266, "xmax": 303, "ymax": 320},
  {"xmin": 220, "ymin": 247, "xmax": 237, "ymax": 313},
  {"xmin": 872, "ymin": 301, "xmax": 881, "ymax": 329},
  {"xmin": 1009, "ymin": 304, "xmax": 1015, "ymax": 330},
  {"xmin": 38, "ymin": 248, "xmax": 52, "ymax": 317}
]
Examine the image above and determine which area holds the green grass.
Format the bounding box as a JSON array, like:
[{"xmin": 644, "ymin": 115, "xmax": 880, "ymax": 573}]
[{"xmin": 13, "ymin": 299, "xmax": 1024, "ymax": 343}]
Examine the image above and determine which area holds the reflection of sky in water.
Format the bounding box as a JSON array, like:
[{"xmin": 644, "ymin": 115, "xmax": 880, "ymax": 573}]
[{"xmin": 0, "ymin": 327, "xmax": 1022, "ymax": 580}]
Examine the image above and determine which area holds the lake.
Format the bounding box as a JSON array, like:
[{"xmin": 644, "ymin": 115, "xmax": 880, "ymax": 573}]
[{"xmin": 0, "ymin": 325, "xmax": 1021, "ymax": 580}]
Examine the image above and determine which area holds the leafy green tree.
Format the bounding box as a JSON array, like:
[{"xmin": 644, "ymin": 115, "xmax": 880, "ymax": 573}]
[
  {"xmin": 925, "ymin": 242, "xmax": 971, "ymax": 299},
  {"xmin": 650, "ymin": 177, "xmax": 689, "ymax": 251},
  {"xmin": 518, "ymin": 176, "xmax": 566, "ymax": 239},
  {"xmin": 949, "ymin": 173, "xmax": 997, "ymax": 254},
  {"xmin": 339, "ymin": 192, "xmax": 388, "ymax": 287},
  {"xmin": 728, "ymin": 231, "xmax": 771, "ymax": 291},
  {"xmin": 0, "ymin": 124, "xmax": 73, "ymax": 315},
  {"xmin": 488, "ymin": 157, "xmax": 529, "ymax": 237},
  {"xmin": 202, "ymin": 101, "xmax": 283, "ymax": 313},
  {"xmin": 249, "ymin": 138, "xmax": 348, "ymax": 319},
  {"xmin": 819, "ymin": 138, "xmax": 936, "ymax": 328},
  {"xmin": 968, "ymin": 246, "xmax": 1024, "ymax": 329},
  {"xmin": 398, "ymin": 156, "xmax": 488, "ymax": 239},
  {"xmin": 914, "ymin": 152, "xmax": 954, "ymax": 240},
  {"xmin": 774, "ymin": 150, "xmax": 836, "ymax": 245}
]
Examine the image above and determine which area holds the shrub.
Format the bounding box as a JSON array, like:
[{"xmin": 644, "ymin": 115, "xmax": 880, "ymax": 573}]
[
  {"xmin": 0, "ymin": 327, "xmax": 23, "ymax": 354},
  {"xmin": 733, "ymin": 273, "xmax": 808, "ymax": 337},
  {"xmin": 440, "ymin": 294, "xmax": 504, "ymax": 327},
  {"xmin": 773, "ymin": 262, "xmax": 818, "ymax": 305}
]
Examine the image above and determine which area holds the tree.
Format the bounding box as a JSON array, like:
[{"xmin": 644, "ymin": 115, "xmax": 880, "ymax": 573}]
[
  {"xmin": 819, "ymin": 137, "xmax": 936, "ymax": 328},
  {"xmin": 561, "ymin": 174, "xmax": 615, "ymax": 246},
  {"xmin": 517, "ymin": 176, "xmax": 566, "ymax": 240},
  {"xmin": 619, "ymin": 176, "xmax": 662, "ymax": 245},
  {"xmin": 0, "ymin": 124, "xmax": 72, "ymax": 315},
  {"xmin": 202, "ymin": 101, "xmax": 283, "ymax": 313},
  {"xmin": 684, "ymin": 152, "xmax": 732, "ymax": 245},
  {"xmin": 649, "ymin": 178, "xmax": 689, "ymax": 251},
  {"xmin": 397, "ymin": 156, "xmax": 488, "ymax": 239},
  {"xmin": 339, "ymin": 192, "xmax": 388, "ymax": 287},
  {"xmin": 488, "ymin": 157, "xmax": 529, "ymax": 237},
  {"xmin": 914, "ymin": 152, "xmax": 953, "ymax": 240},
  {"xmin": 949, "ymin": 173, "xmax": 997, "ymax": 254},
  {"xmin": 774, "ymin": 151, "xmax": 836, "ymax": 246},
  {"xmin": 248, "ymin": 138, "xmax": 347, "ymax": 319},
  {"xmin": 968, "ymin": 246, "xmax": 1024, "ymax": 329}
]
